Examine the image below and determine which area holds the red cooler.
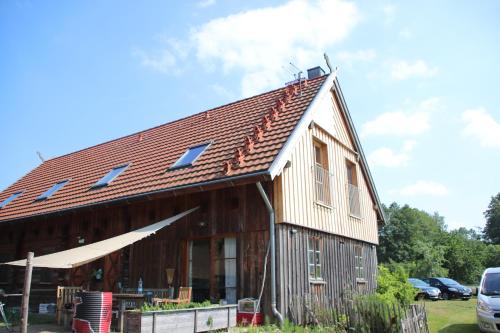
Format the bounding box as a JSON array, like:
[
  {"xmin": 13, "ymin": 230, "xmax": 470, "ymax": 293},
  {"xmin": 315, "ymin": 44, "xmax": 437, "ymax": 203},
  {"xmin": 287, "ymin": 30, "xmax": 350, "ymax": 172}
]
[
  {"xmin": 72, "ymin": 291, "xmax": 112, "ymax": 333},
  {"xmin": 237, "ymin": 298, "xmax": 263, "ymax": 326}
]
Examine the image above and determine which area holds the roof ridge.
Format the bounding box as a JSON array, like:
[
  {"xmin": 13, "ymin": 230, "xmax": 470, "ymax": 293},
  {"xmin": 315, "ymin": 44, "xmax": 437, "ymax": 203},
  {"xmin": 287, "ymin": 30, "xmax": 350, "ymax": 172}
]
[{"xmin": 44, "ymin": 80, "xmax": 321, "ymax": 164}]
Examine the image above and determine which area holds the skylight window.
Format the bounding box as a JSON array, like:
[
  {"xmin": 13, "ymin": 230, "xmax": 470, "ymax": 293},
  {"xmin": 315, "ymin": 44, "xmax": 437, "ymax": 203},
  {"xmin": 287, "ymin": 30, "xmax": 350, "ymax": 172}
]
[
  {"xmin": 92, "ymin": 164, "xmax": 129, "ymax": 188},
  {"xmin": 170, "ymin": 143, "xmax": 210, "ymax": 169},
  {"xmin": 36, "ymin": 180, "xmax": 69, "ymax": 201},
  {"xmin": 0, "ymin": 191, "xmax": 22, "ymax": 209}
]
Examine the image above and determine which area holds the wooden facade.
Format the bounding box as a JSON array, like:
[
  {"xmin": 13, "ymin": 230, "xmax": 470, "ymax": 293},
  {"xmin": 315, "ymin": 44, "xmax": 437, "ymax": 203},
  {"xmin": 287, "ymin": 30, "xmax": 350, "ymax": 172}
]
[
  {"xmin": 0, "ymin": 183, "xmax": 272, "ymax": 314},
  {"xmin": 276, "ymin": 223, "xmax": 378, "ymax": 318},
  {"xmin": 273, "ymin": 90, "xmax": 379, "ymax": 244}
]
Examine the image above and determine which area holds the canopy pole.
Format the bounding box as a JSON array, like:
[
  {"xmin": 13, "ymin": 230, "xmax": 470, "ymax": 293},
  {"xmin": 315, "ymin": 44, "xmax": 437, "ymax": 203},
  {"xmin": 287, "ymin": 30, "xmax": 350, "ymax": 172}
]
[{"xmin": 20, "ymin": 252, "xmax": 34, "ymax": 333}]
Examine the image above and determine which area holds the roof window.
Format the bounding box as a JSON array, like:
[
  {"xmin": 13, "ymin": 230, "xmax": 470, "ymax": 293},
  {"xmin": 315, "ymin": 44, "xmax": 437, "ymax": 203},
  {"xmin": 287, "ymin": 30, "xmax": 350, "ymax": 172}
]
[
  {"xmin": 0, "ymin": 191, "xmax": 22, "ymax": 209},
  {"xmin": 36, "ymin": 180, "xmax": 69, "ymax": 201},
  {"xmin": 170, "ymin": 143, "xmax": 210, "ymax": 169},
  {"xmin": 92, "ymin": 164, "xmax": 129, "ymax": 188}
]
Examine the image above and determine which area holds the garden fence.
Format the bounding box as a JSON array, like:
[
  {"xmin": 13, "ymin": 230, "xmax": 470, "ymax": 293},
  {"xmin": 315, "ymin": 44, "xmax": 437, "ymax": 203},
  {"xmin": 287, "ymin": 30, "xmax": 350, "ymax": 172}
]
[{"xmin": 289, "ymin": 294, "xmax": 429, "ymax": 333}]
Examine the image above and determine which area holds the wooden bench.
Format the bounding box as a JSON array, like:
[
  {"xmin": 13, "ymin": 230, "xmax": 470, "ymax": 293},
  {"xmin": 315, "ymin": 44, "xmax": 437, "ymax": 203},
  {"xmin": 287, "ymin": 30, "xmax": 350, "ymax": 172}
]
[
  {"xmin": 152, "ymin": 287, "xmax": 191, "ymax": 305},
  {"xmin": 56, "ymin": 286, "xmax": 82, "ymax": 326}
]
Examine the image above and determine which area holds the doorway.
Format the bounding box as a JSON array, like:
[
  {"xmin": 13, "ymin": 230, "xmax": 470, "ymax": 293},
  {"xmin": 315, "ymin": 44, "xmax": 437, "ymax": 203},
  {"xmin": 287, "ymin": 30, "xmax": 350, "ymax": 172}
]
[
  {"xmin": 189, "ymin": 239, "xmax": 210, "ymax": 302},
  {"xmin": 188, "ymin": 237, "xmax": 237, "ymax": 304}
]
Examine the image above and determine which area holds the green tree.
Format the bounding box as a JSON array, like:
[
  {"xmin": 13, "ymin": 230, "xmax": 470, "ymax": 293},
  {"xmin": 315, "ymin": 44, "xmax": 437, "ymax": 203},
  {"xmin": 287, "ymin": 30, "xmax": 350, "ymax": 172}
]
[
  {"xmin": 484, "ymin": 193, "xmax": 500, "ymax": 244},
  {"xmin": 443, "ymin": 230, "xmax": 486, "ymax": 284},
  {"xmin": 378, "ymin": 203, "xmax": 447, "ymax": 277}
]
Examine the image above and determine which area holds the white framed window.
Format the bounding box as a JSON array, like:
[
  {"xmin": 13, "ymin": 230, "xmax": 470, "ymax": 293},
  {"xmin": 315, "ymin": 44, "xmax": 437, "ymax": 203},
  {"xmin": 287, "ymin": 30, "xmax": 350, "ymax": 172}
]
[
  {"xmin": 307, "ymin": 237, "xmax": 322, "ymax": 281},
  {"xmin": 355, "ymin": 246, "xmax": 364, "ymax": 281}
]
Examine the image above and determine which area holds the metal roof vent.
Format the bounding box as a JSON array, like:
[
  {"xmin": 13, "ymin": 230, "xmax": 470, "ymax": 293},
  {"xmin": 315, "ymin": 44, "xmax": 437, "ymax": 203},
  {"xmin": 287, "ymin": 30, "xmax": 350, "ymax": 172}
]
[{"xmin": 307, "ymin": 66, "xmax": 325, "ymax": 80}]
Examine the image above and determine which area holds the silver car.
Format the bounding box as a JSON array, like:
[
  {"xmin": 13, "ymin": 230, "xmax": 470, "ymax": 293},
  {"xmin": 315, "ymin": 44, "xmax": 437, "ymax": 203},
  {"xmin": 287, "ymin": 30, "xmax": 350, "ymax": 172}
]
[{"xmin": 477, "ymin": 267, "xmax": 500, "ymax": 332}]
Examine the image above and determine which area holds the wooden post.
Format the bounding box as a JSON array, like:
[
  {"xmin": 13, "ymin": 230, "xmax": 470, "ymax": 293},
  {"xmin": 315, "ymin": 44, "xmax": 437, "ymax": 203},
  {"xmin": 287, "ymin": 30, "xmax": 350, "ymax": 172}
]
[{"xmin": 20, "ymin": 252, "xmax": 34, "ymax": 333}]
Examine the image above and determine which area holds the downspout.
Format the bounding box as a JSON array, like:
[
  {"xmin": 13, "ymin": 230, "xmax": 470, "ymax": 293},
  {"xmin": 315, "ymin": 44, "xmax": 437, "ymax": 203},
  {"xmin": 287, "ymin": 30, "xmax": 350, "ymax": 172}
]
[{"xmin": 256, "ymin": 182, "xmax": 284, "ymax": 326}]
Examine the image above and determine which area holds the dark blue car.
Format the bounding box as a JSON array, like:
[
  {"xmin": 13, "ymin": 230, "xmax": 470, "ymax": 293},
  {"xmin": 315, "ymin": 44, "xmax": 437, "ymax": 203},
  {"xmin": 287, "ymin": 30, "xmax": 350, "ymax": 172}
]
[
  {"xmin": 408, "ymin": 278, "xmax": 441, "ymax": 300},
  {"xmin": 423, "ymin": 277, "xmax": 472, "ymax": 300}
]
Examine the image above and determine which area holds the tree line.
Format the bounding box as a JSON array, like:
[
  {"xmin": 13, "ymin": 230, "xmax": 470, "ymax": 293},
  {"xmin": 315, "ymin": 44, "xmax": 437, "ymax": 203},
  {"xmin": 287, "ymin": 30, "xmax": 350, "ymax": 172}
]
[{"xmin": 378, "ymin": 193, "xmax": 500, "ymax": 284}]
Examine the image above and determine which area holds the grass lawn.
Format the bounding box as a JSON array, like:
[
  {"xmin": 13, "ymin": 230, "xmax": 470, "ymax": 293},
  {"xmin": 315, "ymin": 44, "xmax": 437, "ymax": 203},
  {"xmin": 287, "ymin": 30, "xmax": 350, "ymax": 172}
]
[{"xmin": 425, "ymin": 298, "xmax": 479, "ymax": 333}]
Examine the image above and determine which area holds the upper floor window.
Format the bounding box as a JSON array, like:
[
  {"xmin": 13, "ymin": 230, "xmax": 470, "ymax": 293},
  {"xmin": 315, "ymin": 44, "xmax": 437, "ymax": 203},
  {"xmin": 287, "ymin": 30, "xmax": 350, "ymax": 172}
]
[
  {"xmin": 313, "ymin": 139, "xmax": 332, "ymax": 205},
  {"xmin": 354, "ymin": 245, "xmax": 365, "ymax": 281},
  {"xmin": 307, "ymin": 236, "xmax": 322, "ymax": 281},
  {"xmin": 346, "ymin": 160, "xmax": 361, "ymax": 217}
]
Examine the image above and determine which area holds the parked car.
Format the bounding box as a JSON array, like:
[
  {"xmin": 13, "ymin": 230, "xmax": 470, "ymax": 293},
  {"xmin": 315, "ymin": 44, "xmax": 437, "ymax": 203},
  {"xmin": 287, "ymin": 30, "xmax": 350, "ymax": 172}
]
[
  {"xmin": 408, "ymin": 278, "xmax": 441, "ymax": 301},
  {"xmin": 423, "ymin": 277, "xmax": 472, "ymax": 300},
  {"xmin": 477, "ymin": 267, "xmax": 500, "ymax": 333}
]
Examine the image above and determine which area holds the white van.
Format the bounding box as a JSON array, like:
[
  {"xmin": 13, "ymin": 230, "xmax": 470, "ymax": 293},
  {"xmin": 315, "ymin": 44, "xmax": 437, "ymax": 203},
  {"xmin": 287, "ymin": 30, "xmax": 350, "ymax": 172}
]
[{"xmin": 477, "ymin": 267, "xmax": 500, "ymax": 332}]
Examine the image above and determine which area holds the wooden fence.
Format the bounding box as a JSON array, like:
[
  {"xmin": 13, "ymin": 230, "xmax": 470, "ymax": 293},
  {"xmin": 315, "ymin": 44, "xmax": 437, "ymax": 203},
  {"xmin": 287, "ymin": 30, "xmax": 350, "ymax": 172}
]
[{"xmin": 289, "ymin": 294, "xmax": 429, "ymax": 333}]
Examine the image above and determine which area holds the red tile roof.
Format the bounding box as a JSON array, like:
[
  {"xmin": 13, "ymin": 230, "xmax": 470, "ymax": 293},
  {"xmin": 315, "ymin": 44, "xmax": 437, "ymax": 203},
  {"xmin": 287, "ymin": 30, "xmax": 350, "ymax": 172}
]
[{"xmin": 0, "ymin": 76, "xmax": 327, "ymax": 222}]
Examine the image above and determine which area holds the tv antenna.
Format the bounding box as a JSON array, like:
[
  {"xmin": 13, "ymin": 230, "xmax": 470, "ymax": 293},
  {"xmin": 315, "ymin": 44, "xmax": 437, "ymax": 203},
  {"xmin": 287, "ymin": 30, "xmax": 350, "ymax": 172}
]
[{"xmin": 36, "ymin": 151, "xmax": 45, "ymax": 163}]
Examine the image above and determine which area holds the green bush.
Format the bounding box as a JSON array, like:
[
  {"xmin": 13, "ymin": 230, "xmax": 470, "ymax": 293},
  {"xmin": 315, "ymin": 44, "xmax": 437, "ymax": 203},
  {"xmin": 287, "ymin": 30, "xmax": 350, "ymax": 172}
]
[{"xmin": 371, "ymin": 264, "xmax": 417, "ymax": 306}]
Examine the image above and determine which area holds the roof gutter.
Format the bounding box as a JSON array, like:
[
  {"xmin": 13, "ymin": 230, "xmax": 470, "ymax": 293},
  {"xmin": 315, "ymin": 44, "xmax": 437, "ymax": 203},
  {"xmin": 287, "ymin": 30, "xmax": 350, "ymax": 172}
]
[
  {"xmin": 0, "ymin": 170, "xmax": 271, "ymax": 224},
  {"xmin": 256, "ymin": 182, "xmax": 283, "ymax": 326}
]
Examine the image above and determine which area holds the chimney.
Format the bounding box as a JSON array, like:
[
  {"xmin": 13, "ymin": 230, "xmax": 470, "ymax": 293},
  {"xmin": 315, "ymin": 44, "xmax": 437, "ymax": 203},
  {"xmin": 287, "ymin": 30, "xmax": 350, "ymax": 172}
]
[{"xmin": 307, "ymin": 66, "xmax": 325, "ymax": 80}]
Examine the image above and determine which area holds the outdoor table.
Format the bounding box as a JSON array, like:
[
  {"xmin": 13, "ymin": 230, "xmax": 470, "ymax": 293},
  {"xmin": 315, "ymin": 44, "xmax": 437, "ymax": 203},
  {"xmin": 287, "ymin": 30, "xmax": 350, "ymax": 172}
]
[{"xmin": 113, "ymin": 293, "xmax": 145, "ymax": 333}]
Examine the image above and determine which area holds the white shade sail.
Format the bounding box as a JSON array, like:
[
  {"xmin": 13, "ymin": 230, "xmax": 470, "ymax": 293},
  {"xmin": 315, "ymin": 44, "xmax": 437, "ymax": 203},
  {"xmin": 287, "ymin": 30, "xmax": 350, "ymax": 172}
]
[{"xmin": 2, "ymin": 207, "xmax": 198, "ymax": 269}]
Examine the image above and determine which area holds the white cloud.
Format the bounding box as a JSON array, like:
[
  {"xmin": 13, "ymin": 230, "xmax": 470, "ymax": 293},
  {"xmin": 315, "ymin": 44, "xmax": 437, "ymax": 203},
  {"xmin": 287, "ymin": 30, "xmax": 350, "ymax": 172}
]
[
  {"xmin": 390, "ymin": 60, "xmax": 438, "ymax": 80},
  {"xmin": 197, "ymin": 0, "xmax": 216, "ymax": 8},
  {"xmin": 462, "ymin": 107, "xmax": 500, "ymax": 148},
  {"xmin": 132, "ymin": 49, "xmax": 176, "ymax": 74},
  {"xmin": 132, "ymin": 38, "xmax": 189, "ymax": 74},
  {"xmin": 337, "ymin": 49, "xmax": 376, "ymax": 66},
  {"xmin": 368, "ymin": 140, "xmax": 416, "ymax": 168},
  {"xmin": 398, "ymin": 181, "xmax": 449, "ymax": 197},
  {"xmin": 135, "ymin": 0, "xmax": 360, "ymax": 96},
  {"xmin": 361, "ymin": 97, "xmax": 440, "ymax": 137}
]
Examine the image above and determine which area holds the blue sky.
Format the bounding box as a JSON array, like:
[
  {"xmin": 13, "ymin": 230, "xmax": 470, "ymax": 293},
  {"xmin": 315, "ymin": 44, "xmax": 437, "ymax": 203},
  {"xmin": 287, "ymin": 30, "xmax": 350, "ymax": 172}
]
[{"xmin": 1, "ymin": 0, "xmax": 499, "ymax": 230}]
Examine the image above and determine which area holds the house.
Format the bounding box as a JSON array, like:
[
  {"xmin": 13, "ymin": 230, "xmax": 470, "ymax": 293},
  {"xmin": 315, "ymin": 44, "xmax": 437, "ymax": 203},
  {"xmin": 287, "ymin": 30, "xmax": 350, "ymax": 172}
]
[{"xmin": 0, "ymin": 66, "xmax": 384, "ymax": 321}]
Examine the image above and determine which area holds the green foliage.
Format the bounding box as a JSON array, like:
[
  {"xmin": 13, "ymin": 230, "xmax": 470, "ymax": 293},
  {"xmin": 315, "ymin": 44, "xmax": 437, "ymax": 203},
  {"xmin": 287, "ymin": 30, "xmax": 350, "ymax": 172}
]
[
  {"xmin": 370, "ymin": 264, "xmax": 417, "ymax": 306},
  {"xmin": 141, "ymin": 300, "xmax": 212, "ymax": 312},
  {"xmin": 484, "ymin": 193, "xmax": 500, "ymax": 244},
  {"xmin": 379, "ymin": 201, "xmax": 499, "ymax": 285}
]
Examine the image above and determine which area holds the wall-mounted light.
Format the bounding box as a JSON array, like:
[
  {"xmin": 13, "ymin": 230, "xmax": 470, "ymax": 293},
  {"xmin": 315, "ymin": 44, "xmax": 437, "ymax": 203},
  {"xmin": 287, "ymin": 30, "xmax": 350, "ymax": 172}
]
[
  {"xmin": 197, "ymin": 221, "xmax": 207, "ymax": 227},
  {"xmin": 77, "ymin": 236, "xmax": 85, "ymax": 244},
  {"xmin": 290, "ymin": 228, "xmax": 298, "ymax": 235}
]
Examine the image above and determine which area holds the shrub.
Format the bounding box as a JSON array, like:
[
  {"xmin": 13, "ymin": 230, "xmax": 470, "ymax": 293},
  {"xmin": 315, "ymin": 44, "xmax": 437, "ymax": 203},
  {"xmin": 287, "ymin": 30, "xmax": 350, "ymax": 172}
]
[{"xmin": 371, "ymin": 264, "xmax": 417, "ymax": 306}]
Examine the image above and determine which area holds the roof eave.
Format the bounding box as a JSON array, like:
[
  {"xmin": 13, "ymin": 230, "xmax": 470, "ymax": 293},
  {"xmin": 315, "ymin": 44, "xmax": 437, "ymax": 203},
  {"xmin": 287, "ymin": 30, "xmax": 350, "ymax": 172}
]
[{"xmin": 0, "ymin": 170, "xmax": 271, "ymax": 224}]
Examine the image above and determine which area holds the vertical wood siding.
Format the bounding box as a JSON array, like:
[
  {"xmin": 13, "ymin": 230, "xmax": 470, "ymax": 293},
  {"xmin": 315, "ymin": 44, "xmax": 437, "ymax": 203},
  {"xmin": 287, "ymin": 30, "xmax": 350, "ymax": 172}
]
[
  {"xmin": 0, "ymin": 184, "xmax": 272, "ymax": 314},
  {"xmin": 277, "ymin": 92, "xmax": 379, "ymax": 244},
  {"xmin": 276, "ymin": 223, "xmax": 378, "ymax": 319}
]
